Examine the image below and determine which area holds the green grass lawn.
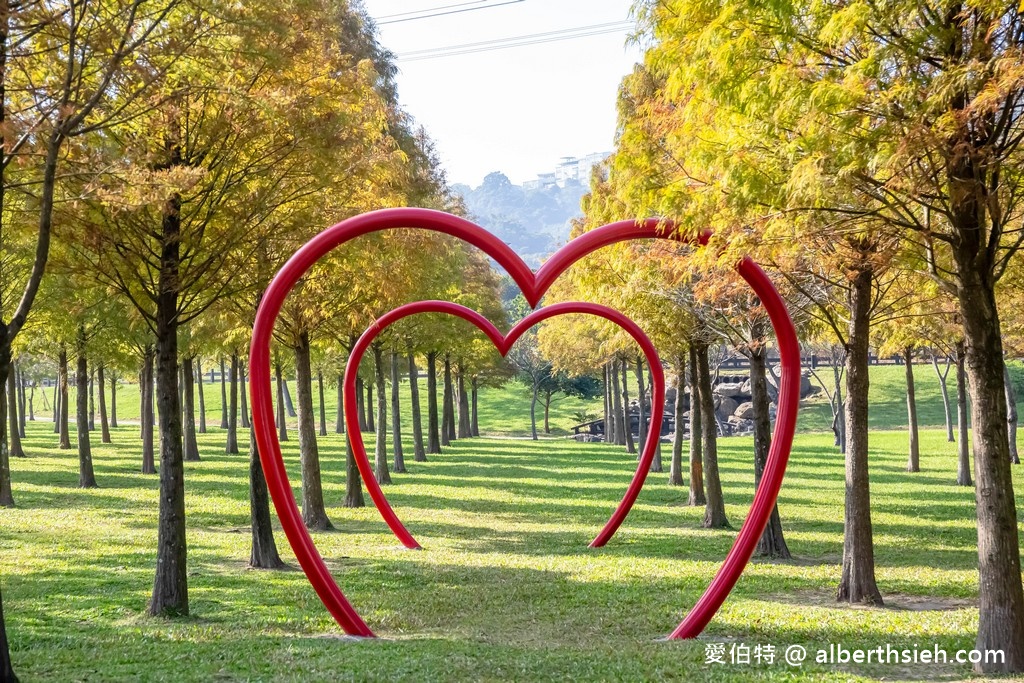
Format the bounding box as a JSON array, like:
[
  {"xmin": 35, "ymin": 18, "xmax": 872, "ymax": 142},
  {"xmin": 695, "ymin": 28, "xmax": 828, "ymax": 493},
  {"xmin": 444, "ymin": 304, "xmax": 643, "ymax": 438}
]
[
  {"xmin": 4, "ymin": 418, "xmax": 1018, "ymax": 681},
  {"xmin": 799, "ymin": 363, "xmax": 972, "ymax": 434},
  {"xmin": 40, "ymin": 373, "xmax": 616, "ymax": 439}
]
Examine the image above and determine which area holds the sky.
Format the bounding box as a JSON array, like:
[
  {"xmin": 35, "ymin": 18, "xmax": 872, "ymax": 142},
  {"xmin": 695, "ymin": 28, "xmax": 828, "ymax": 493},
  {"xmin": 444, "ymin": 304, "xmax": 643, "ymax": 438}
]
[{"xmin": 359, "ymin": 0, "xmax": 644, "ymax": 187}]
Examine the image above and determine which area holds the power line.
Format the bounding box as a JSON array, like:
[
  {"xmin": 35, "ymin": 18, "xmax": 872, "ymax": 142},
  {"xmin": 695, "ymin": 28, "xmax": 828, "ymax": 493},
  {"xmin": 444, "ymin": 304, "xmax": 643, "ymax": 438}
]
[
  {"xmin": 377, "ymin": 0, "xmax": 525, "ymax": 25},
  {"xmin": 397, "ymin": 22, "xmax": 634, "ymax": 61},
  {"xmin": 399, "ymin": 28, "xmax": 631, "ymax": 61},
  {"xmin": 399, "ymin": 21, "xmax": 632, "ymax": 57},
  {"xmin": 375, "ymin": 1, "xmax": 488, "ymax": 21}
]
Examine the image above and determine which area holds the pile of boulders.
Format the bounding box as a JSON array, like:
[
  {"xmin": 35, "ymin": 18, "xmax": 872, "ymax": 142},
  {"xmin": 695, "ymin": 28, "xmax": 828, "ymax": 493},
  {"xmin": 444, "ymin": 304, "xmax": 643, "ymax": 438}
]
[
  {"xmin": 667, "ymin": 369, "xmax": 818, "ymax": 437},
  {"xmin": 714, "ymin": 370, "xmax": 817, "ymax": 435}
]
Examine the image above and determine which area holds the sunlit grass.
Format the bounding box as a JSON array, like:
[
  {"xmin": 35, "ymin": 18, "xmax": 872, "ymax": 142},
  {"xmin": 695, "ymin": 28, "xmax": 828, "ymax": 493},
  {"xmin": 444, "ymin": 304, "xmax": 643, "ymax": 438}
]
[{"xmin": 3, "ymin": 420, "xmax": 1018, "ymax": 681}]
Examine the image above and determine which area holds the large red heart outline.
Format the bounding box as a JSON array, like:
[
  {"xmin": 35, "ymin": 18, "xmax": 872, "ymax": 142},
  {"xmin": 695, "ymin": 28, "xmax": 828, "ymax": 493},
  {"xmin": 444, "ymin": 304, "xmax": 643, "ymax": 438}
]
[
  {"xmin": 249, "ymin": 207, "xmax": 800, "ymax": 640},
  {"xmin": 343, "ymin": 299, "xmax": 665, "ymax": 551}
]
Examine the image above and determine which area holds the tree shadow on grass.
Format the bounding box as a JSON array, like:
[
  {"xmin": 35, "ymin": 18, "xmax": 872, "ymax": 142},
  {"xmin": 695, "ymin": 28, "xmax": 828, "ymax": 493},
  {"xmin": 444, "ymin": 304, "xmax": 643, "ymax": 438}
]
[{"xmin": 14, "ymin": 553, "xmax": 981, "ymax": 682}]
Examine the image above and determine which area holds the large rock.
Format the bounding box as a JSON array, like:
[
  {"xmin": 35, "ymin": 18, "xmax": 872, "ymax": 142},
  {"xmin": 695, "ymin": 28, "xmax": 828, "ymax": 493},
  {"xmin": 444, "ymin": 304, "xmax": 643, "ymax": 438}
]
[
  {"xmin": 715, "ymin": 396, "xmax": 738, "ymax": 420},
  {"xmin": 734, "ymin": 402, "xmax": 755, "ymax": 420},
  {"xmin": 800, "ymin": 371, "xmax": 813, "ymax": 397},
  {"xmin": 727, "ymin": 415, "xmax": 755, "ymax": 433},
  {"xmin": 715, "ymin": 382, "xmax": 745, "ymax": 398}
]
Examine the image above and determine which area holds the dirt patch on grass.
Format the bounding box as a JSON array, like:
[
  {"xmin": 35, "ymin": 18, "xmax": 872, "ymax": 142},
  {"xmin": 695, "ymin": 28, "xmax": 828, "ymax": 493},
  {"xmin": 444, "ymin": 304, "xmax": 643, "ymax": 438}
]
[
  {"xmin": 771, "ymin": 588, "xmax": 974, "ymax": 611},
  {"xmin": 752, "ymin": 554, "xmax": 841, "ymax": 567}
]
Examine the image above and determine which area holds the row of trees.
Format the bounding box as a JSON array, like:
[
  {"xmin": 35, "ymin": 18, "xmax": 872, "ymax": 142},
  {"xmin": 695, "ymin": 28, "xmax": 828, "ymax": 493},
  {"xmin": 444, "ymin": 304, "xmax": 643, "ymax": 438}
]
[
  {"xmin": 0, "ymin": 1, "xmax": 519, "ymax": 680},
  {"xmin": 3, "ymin": 0, "xmax": 1021, "ymax": 678},
  {"xmin": 567, "ymin": 0, "xmax": 1024, "ymax": 673}
]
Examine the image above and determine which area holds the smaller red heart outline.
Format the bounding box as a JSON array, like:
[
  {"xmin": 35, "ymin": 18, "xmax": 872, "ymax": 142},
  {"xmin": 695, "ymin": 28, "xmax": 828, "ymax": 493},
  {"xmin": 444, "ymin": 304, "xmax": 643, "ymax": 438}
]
[
  {"xmin": 249, "ymin": 208, "xmax": 800, "ymax": 640},
  {"xmin": 343, "ymin": 300, "xmax": 665, "ymax": 551}
]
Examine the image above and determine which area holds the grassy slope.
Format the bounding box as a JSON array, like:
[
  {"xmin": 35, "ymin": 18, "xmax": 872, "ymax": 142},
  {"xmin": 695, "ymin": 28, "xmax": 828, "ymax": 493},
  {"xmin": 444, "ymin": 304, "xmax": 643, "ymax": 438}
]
[
  {"xmin": 36, "ymin": 362, "xmax": 994, "ymax": 439},
  {"xmin": 4, "ymin": 418, "xmax": 1014, "ymax": 682}
]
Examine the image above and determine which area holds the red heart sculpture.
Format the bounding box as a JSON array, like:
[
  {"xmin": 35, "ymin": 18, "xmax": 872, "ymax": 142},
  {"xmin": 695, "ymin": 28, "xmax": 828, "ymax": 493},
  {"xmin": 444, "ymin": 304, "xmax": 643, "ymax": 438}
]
[
  {"xmin": 249, "ymin": 208, "xmax": 800, "ymax": 640},
  {"xmin": 343, "ymin": 299, "xmax": 665, "ymax": 551}
]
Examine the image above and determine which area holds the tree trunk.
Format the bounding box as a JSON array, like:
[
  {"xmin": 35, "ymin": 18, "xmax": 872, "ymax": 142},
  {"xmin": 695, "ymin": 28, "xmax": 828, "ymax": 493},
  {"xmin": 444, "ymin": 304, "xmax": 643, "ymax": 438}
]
[
  {"xmin": 317, "ymin": 370, "xmax": 327, "ymax": 437},
  {"xmin": 179, "ymin": 366, "xmax": 185, "ymax": 439},
  {"xmin": 356, "ymin": 376, "xmax": 367, "ymax": 432},
  {"xmin": 603, "ymin": 363, "xmax": 612, "ymax": 444},
  {"xmin": 1004, "ymin": 363, "xmax": 1018, "ymax": 465},
  {"xmin": 15, "ymin": 365, "xmax": 24, "ymax": 437},
  {"xmin": 275, "ymin": 361, "xmax": 288, "ymax": 442},
  {"xmin": 248, "ymin": 425, "xmax": 284, "ymax": 569},
  {"xmin": 179, "ymin": 364, "xmax": 187, "ymax": 422},
  {"xmin": 373, "ymin": 345, "xmax": 391, "ymax": 484},
  {"xmin": 5, "ymin": 368, "xmax": 22, "ymax": 458},
  {"xmin": 98, "ymin": 364, "xmax": 111, "ymax": 444},
  {"xmin": 58, "ymin": 346, "xmax": 70, "ymax": 450},
  {"xmin": 904, "ymin": 346, "xmax": 920, "ymax": 473},
  {"xmin": 635, "ymin": 356, "xmax": 648, "ymax": 451},
  {"xmin": 240, "ymin": 361, "xmax": 249, "ymax": 430},
  {"xmin": 343, "ymin": 430, "xmax": 365, "ymax": 508},
  {"xmin": 294, "ymin": 331, "xmax": 331, "ymax": 531},
  {"xmin": 0, "ymin": 337, "xmax": 12, "ymax": 505},
  {"xmin": 52, "ymin": 372, "xmax": 59, "ymax": 433},
  {"xmin": 75, "ymin": 326, "xmax": 97, "ymax": 488},
  {"xmin": 141, "ymin": 346, "xmax": 155, "ymax": 474},
  {"xmin": 611, "ymin": 361, "xmax": 624, "ymax": 446},
  {"xmin": 956, "ymin": 342, "xmax": 972, "ymax": 486},
  {"xmin": 932, "ymin": 352, "xmax": 954, "ymax": 442},
  {"xmin": 219, "ymin": 355, "xmax": 228, "ymax": 429},
  {"xmin": 109, "ymin": 370, "xmax": 118, "ymax": 428},
  {"xmin": 88, "ymin": 369, "xmax": 95, "ymax": 431},
  {"xmin": 282, "ymin": 379, "xmax": 296, "ymax": 418},
  {"xmin": 0, "ymin": 580, "xmax": 15, "ymax": 682},
  {"xmin": 953, "ymin": 247, "xmax": 1024, "ymax": 673},
  {"xmin": 621, "ymin": 360, "xmax": 636, "ymax": 454},
  {"xmin": 0, "ymin": 0, "xmax": 20, "ymax": 543},
  {"xmin": 149, "ymin": 186, "xmax": 188, "ymax": 618},
  {"xmin": 529, "ymin": 381, "xmax": 539, "ymax": 441},
  {"xmin": 837, "ymin": 267, "xmax": 882, "ymax": 606},
  {"xmin": 426, "ymin": 352, "xmax": 440, "ymax": 454},
  {"xmin": 225, "ymin": 353, "xmax": 239, "ymax": 454},
  {"xmin": 543, "ymin": 392, "xmax": 552, "ymax": 434},
  {"xmin": 87, "ymin": 366, "xmax": 94, "ymax": 430},
  {"xmin": 750, "ymin": 347, "xmax": 789, "ymax": 559},
  {"xmin": 366, "ymin": 382, "xmax": 375, "ymax": 433},
  {"xmin": 27, "ymin": 378, "xmax": 33, "ymax": 423},
  {"xmin": 408, "ymin": 354, "xmax": 426, "ymax": 461},
  {"xmin": 637, "ymin": 356, "xmax": 661, "ymax": 472},
  {"xmin": 832, "ymin": 362, "xmax": 846, "ymax": 453},
  {"xmin": 441, "ymin": 354, "xmax": 454, "ymax": 445},
  {"xmin": 0, "ymin": 141, "xmax": 17, "ymax": 683},
  {"xmin": 390, "ymin": 351, "xmax": 406, "ymax": 473},
  {"xmin": 696, "ymin": 342, "xmax": 727, "ymax": 528},
  {"xmin": 182, "ymin": 356, "xmax": 200, "ymax": 462},
  {"xmin": 457, "ymin": 368, "xmax": 471, "ymax": 438},
  {"xmin": 669, "ymin": 355, "xmax": 685, "ymax": 486},
  {"xmin": 195, "ymin": 358, "xmax": 205, "ymax": 434},
  {"xmin": 0, "ymin": 354, "xmax": 12, "ymax": 508},
  {"xmin": 335, "ymin": 374, "xmax": 344, "ymax": 434},
  {"xmin": 471, "ymin": 377, "xmax": 480, "ymax": 437},
  {"xmin": 946, "ymin": 134, "xmax": 1024, "ymax": 671}
]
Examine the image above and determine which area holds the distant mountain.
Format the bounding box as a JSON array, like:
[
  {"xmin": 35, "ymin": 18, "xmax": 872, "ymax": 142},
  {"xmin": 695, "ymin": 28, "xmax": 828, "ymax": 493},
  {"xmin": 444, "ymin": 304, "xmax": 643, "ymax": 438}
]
[{"xmin": 453, "ymin": 171, "xmax": 588, "ymax": 265}]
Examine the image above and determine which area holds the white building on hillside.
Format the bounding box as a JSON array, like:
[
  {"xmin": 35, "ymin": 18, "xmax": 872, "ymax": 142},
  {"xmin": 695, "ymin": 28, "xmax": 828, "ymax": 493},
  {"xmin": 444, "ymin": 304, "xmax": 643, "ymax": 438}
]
[{"xmin": 524, "ymin": 152, "xmax": 610, "ymax": 190}]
